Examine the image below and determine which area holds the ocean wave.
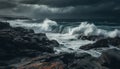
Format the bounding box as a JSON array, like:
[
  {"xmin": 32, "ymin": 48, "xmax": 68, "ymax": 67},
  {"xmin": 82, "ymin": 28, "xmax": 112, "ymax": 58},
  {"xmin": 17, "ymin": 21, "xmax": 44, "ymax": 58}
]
[
  {"xmin": 68, "ymin": 22, "xmax": 120, "ymax": 38},
  {"xmin": 7, "ymin": 18, "xmax": 58, "ymax": 33},
  {"xmin": 6, "ymin": 18, "xmax": 120, "ymax": 57},
  {"xmin": 7, "ymin": 18, "xmax": 120, "ymax": 38}
]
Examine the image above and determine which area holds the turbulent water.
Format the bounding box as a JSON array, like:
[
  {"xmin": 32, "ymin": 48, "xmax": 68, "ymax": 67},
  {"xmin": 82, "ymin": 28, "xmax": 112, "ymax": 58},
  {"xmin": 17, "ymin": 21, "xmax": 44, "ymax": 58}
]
[{"xmin": 4, "ymin": 18, "xmax": 120, "ymax": 57}]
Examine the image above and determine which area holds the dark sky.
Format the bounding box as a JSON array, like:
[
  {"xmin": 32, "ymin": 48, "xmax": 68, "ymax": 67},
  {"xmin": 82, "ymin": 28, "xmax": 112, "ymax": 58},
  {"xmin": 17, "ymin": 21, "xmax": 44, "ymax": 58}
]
[{"xmin": 0, "ymin": 0, "xmax": 120, "ymax": 19}]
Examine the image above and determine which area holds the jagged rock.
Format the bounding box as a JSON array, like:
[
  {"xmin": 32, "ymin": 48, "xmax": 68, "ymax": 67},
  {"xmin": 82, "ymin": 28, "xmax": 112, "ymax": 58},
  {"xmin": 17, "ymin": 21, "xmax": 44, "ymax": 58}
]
[
  {"xmin": 0, "ymin": 21, "xmax": 59, "ymax": 67},
  {"xmin": 8, "ymin": 51, "xmax": 119, "ymax": 69},
  {"xmin": 80, "ymin": 39, "xmax": 109, "ymax": 50},
  {"xmin": 17, "ymin": 62, "xmax": 65, "ymax": 69},
  {"xmin": 59, "ymin": 53, "xmax": 104, "ymax": 69},
  {"xmin": 78, "ymin": 35, "xmax": 103, "ymax": 41},
  {"xmin": 50, "ymin": 40, "xmax": 60, "ymax": 47},
  {"xmin": 9, "ymin": 53, "xmax": 101, "ymax": 69},
  {"xmin": 99, "ymin": 49, "xmax": 120, "ymax": 69},
  {"xmin": 108, "ymin": 37, "xmax": 120, "ymax": 47},
  {"xmin": 0, "ymin": 21, "xmax": 120, "ymax": 69},
  {"xmin": 0, "ymin": 22, "xmax": 11, "ymax": 29},
  {"xmin": 80, "ymin": 37, "xmax": 120, "ymax": 50}
]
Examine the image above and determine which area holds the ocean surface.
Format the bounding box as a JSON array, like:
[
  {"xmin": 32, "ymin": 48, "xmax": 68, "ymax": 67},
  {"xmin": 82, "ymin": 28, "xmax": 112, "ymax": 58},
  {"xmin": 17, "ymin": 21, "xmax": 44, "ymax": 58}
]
[{"xmin": 3, "ymin": 18, "xmax": 120, "ymax": 57}]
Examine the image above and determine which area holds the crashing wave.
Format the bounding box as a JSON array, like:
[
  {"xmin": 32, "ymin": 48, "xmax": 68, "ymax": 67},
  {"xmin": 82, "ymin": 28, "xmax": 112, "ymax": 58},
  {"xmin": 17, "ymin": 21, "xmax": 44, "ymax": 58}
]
[
  {"xmin": 7, "ymin": 18, "xmax": 58, "ymax": 33},
  {"xmin": 7, "ymin": 18, "xmax": 120, "ymax": 38},
  {"xmin": 6, "ymin": 18, "xmax": 120, "ymax": 57},
  {"xmin": 68, "ymin": 22, "xmax": 120, "ymax": 38}
]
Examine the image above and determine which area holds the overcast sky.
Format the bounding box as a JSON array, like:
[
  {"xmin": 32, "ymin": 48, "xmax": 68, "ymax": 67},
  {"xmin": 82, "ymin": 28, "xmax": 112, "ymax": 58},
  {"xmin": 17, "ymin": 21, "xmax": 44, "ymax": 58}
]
[{"xmin": 0, "ymin": 0, "xmax": 120, "ymax": 19}]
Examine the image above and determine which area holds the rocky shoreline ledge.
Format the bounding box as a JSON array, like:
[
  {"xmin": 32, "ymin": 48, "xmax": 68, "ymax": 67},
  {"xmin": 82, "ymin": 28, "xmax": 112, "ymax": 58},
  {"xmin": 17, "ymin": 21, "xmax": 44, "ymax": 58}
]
[{"xmin": 0, "ymin": 21, "xmax": 120, "ymax": 69}]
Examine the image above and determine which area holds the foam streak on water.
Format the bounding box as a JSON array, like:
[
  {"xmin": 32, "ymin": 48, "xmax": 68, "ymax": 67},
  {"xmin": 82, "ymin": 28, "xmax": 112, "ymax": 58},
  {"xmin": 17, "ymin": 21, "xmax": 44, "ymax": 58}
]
[{"xmin": 46, "ymin": 33, "xmax": 95, "ymax": 52}]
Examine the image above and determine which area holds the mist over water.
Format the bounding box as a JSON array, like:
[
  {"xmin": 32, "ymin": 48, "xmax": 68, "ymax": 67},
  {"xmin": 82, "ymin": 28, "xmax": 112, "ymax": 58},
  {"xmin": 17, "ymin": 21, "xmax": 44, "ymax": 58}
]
[{"xmin": 6, "ymin": 18, "xmax": 120, "ymax": 57}]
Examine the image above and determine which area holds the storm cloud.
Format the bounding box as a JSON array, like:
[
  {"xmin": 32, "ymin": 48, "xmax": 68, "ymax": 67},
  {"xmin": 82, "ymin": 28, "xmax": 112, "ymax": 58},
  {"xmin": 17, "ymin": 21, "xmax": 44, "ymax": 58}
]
[{"xmin": 0, "ymin": 0, "xmax": 120, "ymax": 19}]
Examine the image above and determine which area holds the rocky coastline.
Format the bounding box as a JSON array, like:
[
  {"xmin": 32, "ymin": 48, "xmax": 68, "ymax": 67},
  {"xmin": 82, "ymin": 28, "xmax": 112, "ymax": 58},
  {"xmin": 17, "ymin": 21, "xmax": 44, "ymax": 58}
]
[{"xmin": 0, "ymin": 21, "xmax": 120, "ymax": 69}]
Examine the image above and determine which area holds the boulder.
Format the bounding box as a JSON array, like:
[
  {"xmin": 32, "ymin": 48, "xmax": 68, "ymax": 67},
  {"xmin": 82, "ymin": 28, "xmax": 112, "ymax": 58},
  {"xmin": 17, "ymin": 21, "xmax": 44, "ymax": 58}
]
[
  {"xmin": 99, "ymin": 49, "xmax": 120, "ymax": 69},
  {"xmin": 80, "ymin": 37, "xmax": 120, "ymax": 50},
  {"xmin": 0, "ymin": 22, "xmax": 11, "ymax": 29},
  {"xmin": 0, "ymin": 21, "xmax": 59, "ymax": 67},
  {"xmin": 108, "ymin": 37, "xmax": 120, "ymax": 47},
  {"xmin": 78, "ymin": 35, "xmax": 103, "ymax": 41},
  {"xmin": 80, "ymin": 39, "xmax": 109, "ymax": 50}
]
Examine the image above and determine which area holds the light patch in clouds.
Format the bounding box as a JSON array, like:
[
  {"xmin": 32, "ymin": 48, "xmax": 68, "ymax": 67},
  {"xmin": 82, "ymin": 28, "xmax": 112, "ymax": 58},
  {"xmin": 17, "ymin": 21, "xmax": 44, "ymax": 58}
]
[
  {"xmin": 10, "ymin": 4, "xmax": 75, "ymax": 18},
  {"xmin": 14, "ymin": 4, "xmax": 74, "ymax": 14},
  {"xmin": 0, "ymin": 0, "xmax": 119, "ymax": 19}
]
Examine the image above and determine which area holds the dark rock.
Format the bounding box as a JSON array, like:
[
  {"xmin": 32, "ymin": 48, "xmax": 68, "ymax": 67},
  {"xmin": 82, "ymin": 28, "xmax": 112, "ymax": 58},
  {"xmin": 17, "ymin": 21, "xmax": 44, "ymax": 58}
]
[
  {"xmin": 80, "ymin": 39, "xmax": 109, "ymax": 50},
  {"xmin": 80, "ymin": 37, "xmax": 120, "ymax": 50},
  {"xmin": 108, "ymin": 37, "xmax": 120, "ymax": 47},
  {"xmin": 99, "ymin": 49, "xmax": 120, "ymax": 69},
  {"xmin": 8, "ymin": 50, "xmax": 119, "ymax": 69},
  {"xmin": 1, "ymin": 21, "xmax": 120, "ymax": 69},
  {"xmin": 50, "ymin": 40, "xmax": 60, "ymax": 47},
  {"xmin": 0, "ymin": 22, "xmax": 11, "ymax": 29},
  {"xmin": 60, "ymin": 53, "xmax": 103, "ymax": 69},
  {"xmin": 13, "ymin": 27, "xmax": 34, "ymax": 33},
  {"xmin": 0, "ymin": 21, "xmax": 59, "ymax": 67},
  {"xmin": 18, "ymin": 62, "xmax": 65, "ymax": 69},
  {"xmin": 9, "ymin": 53, "xmax": 99, "ymax": 69},
  {"xmin": 78, "ymin": 35, "xmax": 103, "ymax": 41}
]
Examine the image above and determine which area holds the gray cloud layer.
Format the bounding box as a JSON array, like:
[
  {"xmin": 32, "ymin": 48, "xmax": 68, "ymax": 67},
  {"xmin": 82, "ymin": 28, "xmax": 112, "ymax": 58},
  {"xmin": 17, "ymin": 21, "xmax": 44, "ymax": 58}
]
[{"xmin": 0, "ymin": 0, "xmax": 120, "ymax": 19}]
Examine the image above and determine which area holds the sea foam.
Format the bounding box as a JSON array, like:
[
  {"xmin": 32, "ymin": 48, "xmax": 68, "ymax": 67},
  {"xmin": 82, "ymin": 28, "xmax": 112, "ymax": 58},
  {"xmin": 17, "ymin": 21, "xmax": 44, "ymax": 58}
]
[
  {"xmin": 68, "ymin": 22, "xmax": 120, "ymax": 38},
  {"xmin": 7, "ymin": 18, "xmax": 58, "ymax": 33},
  {"xmin": 7, "ymin": 18, "xmax": 120, "ymax": 38},
  {"xmin": 6, "ymin": 18, "xmax": 120, "ymax": 57}
]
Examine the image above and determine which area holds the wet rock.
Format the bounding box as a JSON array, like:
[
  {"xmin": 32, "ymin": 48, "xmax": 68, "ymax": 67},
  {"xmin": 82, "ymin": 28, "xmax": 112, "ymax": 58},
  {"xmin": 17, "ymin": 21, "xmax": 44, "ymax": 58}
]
[
  {"xmin": 80, "ymin": 37, "xmax": 120, "ymax": 50},
  {"xmin": 18, "ymin": 62, "xmax": 65, "ymax": 69},
  {"xmin": 61, "ymin": 53, "xmax": 103, "ymax": 69},
  {"xmin": 0, "ymin": 21, "xmax": 59, "ymax": 67},
  {"xmin": 50, "ymin": 40, "xmax": 60, "ymax": 47},
  {"xmin": 108, "ymin": 37, "xmax": 120, "ymax": 47},
  {"xmin": 0, "ymin": 21, "xmax": 120, "ymax": 69},
  {"xmin": 78, "ymin": 35, "xmax": 103, "ymax": 41},
  {"xmin": 99, "ymin": 49, "xmax": 120, "ymax": 69},
  {"xmin": 9, "ymin": 51, "xmax": 118, "ymax": 69},
  {"xmin": 80, "ymin": 39, "xmax": 109, "ymax": 50},
  {"xmin": 10, "ymin": 53, "xmax": 100, "ymax": 69},
  {"xmin": 0, "ymin": 22, "xmax": 11, "ymax": 29},
  {"xmin": 13, "ymin": 27, "xmax": 34, "ymax": 33}
]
